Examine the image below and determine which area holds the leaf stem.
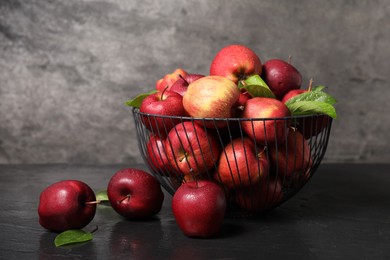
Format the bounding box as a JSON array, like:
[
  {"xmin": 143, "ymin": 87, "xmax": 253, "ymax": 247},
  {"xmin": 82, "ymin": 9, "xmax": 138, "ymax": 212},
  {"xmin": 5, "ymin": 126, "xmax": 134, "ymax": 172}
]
[{"xmin": 308, "ymin": 78, "xmax": 313, "ymax": 92}]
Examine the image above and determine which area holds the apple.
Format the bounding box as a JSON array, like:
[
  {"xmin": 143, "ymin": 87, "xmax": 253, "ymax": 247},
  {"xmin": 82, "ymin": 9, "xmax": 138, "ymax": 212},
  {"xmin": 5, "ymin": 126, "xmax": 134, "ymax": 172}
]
[
  {"xmin": 241, "ymin": 97, "xmax": 291, "ymax": 145},
  {"xmin": 261, "ymin": 59, "xmax": 302, "ymax": 100},
  {"xmin": 139, "ymin": 90, "xmax": 187, "ymax": 135},
  {"xmin": 215, "ymin": 137, "xmax": 269, "ymax": 190},
  {"xmin": 269, "ymin": 129, "xmax": 312, "ymax": 179},
  {"xmin": 281, "ymin": 89, "xmax": 307, "ymax": 103},
  {"xmin": 298, "ymin": 114, "xmax": 331, "ymax": 139},
  {"xmin": 236, "ymin": 90, "xmax": 252, "ymax": 107},
  {"xmin": 210, "ymin": 44, "xmax": 262, "ymax": 83},
  {"xmin": 170, "ymin": 74, "xmax": 205, "ymax": 96},
  {"xmin": 38, "ymin": 180, "xmax": 97, "ymax": 232},
  {"xmin": 282, "ymin": 88, "xmax": 330, "ymax": 138},
  {"xmin": 146, "ymin": 135, "xmax": 174, "ymax": 176},
  {"xmin": 107, "ymin": 168, "xmax": 164, "ymax": 219},
  {"xmin": 156, "ymin": 68, "xmax": 187, "ymax": 92},
  {"xmin": 183, "ymin": 75, "xmax": 240, "ymax": 128},
  {"xmin": 234, "ymin": 177, "xmax": 283, "ymax": 212},
  {"xmin": 165, "ymin": 121, "xmax": 221, "ymax": 176},
  {"xmin": 172, "ymin": 180, "xmax": 226, "ymax": 238}
]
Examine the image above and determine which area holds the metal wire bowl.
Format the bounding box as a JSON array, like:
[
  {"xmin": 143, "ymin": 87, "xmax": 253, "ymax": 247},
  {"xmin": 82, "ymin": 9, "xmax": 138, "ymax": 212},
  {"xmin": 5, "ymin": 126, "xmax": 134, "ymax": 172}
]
[{"xmin": 132, "ymin": 108, "xmax": 332, "ymax": 214}]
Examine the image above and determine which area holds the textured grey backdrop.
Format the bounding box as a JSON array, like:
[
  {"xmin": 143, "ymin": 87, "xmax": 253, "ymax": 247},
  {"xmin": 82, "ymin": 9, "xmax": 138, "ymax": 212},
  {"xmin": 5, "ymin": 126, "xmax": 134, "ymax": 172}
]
[{"xmin": 0, "ymin": 0, "xmax": 389, "ymax": 164}]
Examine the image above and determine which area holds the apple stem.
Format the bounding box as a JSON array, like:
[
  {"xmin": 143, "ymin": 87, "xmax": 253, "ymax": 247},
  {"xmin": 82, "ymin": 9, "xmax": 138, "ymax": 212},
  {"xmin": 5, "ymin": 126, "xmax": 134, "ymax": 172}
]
[
  {"xmin": 161, "ymin": 85, "xmax": 169, "ymax": 100},
  {"xmin": 85, "ymin": 200, "xmax": 101, "ymax": 205},
  {"xmin": 308, "ymin": 78, "xmax": 313, "ymax": 91},
  {"xmin": 257, "ymin": 146, "xmax": 267, "ymax": 158},
  {"xmin": 117, "ymin": 194, "xmax": 131, "ymax": 204},
  {"xmin": 179, "ymin": 153, "xmax": 188, "ymax": 162},
  {"xmin": 288, "ymin": 55, "xmax": 292, "ymax": 64},
  {"xmin": 179, "ymin": 74, "xmax": 188, "ymax": 84}
]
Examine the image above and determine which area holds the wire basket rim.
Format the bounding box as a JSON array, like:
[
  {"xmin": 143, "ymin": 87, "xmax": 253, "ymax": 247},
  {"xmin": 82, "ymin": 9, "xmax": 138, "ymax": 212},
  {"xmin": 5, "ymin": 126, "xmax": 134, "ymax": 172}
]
[{"xmin": 132, "ymin": 107, "xmax": 328, "ymax": 121}]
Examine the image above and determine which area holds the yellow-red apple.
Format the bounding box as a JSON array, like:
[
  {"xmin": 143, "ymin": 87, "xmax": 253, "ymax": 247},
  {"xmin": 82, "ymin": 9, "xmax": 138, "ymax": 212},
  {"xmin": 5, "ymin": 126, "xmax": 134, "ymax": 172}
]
[{"xmin": 183, "ymin": 75, "xmax": 240, "ymax": 128}]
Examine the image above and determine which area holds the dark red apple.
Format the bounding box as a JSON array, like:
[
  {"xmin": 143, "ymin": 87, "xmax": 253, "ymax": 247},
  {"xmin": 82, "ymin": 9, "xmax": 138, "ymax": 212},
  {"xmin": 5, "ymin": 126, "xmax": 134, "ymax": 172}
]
[
  {"xmin": 215, "ymin": 137, "xmax": 268, "ymax": 190},
  {"xmin": 241, "ymin": 97, "xmax": 291, "ymax": 145},
  {"xmin": 155, "ymin": 68, "xmax": 187, "ymax": 92},
  {"xmin": 38, "ymin": 180, "xmax": 97, "ymax": 232},
  {"xmin": 165, "ymin": 121, "xmax": 221, "ymax": 176},
  {"xmin": 146, "ymin": 135, "xmax": 174, "ymax": 176},
  {"xmin": 234, "ymin": 177, "xmax": 283, "ymax": 212},
  {"xmin": 139, "ymin": 90, "xmax": 186, "ymax": 135},
  {"xmin": 269, "ymin": 129, "xmax": 312, "ymax": 179},
  {"xmin": 282, "ymin": 88, "xmax": 330, "ymax": 138},
  {"xmin": 261, "ymin": 59, "xmax": 302, "ymax": 100},
  {"xmin": 172, "ymin": 180, "xmax": 226, "ymax": 238},
  {"xmin": 107, "ymin": 168, "xmax": 164, "ymax": 219},
  {"xmin": 170, "ymin": 74, "xmax": 205, "ymax": 96},
  {"xmin": 210, "ymin": 44, "xmax": 262, "ymax": 83}
]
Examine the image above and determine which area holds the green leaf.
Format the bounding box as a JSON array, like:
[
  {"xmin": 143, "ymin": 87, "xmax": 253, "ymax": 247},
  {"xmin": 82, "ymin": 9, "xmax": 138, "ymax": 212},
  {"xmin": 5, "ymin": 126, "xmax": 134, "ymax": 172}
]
[
  {"xmin": 239, "ymin": 75, "xmax": 276, "ymax": 99},
  {"xmin": 285, "ymin": 86, "xmax": 337, "ymax": 106},
  {"xmin": 287, "ymin": 101, "xmax": 337, "ymax": 119},
  {"xmin": 241, "ymin": 85, "xmax": 276, "ymax": 99},
  {"xmin": 95, "ymin": 190, "xmax": 108, "ymax": 202},
  {"xmin": 55, "ymin": 230, "xmax": 93, "ymax": 247},
  {"xmin": 124, "ymin": 90, "xmax": 158, "ymax": 108},
  {"xmin": 243, "ymin": 75, "xmax": 268, "ymax": 88}
]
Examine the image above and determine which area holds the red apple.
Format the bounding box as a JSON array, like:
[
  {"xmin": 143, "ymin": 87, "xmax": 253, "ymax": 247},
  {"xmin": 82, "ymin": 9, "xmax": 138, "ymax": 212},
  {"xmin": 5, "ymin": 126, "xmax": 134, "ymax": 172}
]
[
  {"xmin": 156, "ymin": 68, "xmax": 187, "ymax": 92},
  {"xmin": 170, "ymin": 74, "xmax": 205, "ymax": 96},
  {"xmin": 107, "ymin": 168, "xmax": 164, "ymax": 219},
  {"xmin": 270, "ymin": 129, "xmax": 312, "ymax": 179},
  {"xmin": 172, "ymin": 180, "xmax": 226, "ymax": 238},
  {"xmin": 38, "ymin": 180, "xmax": 97, "ymax": 232},
  {"xmin": 139, "ymin": 90, "xmax": 186, "ymax": 135},
  {"xmin": 234, "ymin": 177, "xmax": 283, "ymax": 212},
  {"xmin": 146, "ymin": 135, "xmax": 174, "ymax": 176},
  {"xmin": 215, "ymin": 137, "xmax": 269, "ymax": 190},
  {"xmin": 282, "ymin": 89, "xmax": 330, "ymax": 138},
  {"xmin": 210, "ymin": 44, "xmax": 262, "ymax": 83},
  {"xmin": 183, "ymin": 75, "xmax": 240, "ymax": 128},
  {"xmin": 165, "ymin": 121, "xmax": 221, "ymax": 176},
  {"xmin": 281, "ymin": 89, "xmax": 307, "ymax": 103},
  {"xmin": 241, "ymin": 97, "xmax": 291, "ymax": 145},
  {"xmin": 261, "ymin": 59, "xmax": 302, "ymax": 100}
]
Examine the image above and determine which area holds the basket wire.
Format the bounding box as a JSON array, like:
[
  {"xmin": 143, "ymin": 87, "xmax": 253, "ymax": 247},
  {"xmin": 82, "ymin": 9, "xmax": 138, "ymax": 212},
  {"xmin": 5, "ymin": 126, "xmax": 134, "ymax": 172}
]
[{"xmin": 132, "ymin": 108, "xmax": 332, "ymax": 214}]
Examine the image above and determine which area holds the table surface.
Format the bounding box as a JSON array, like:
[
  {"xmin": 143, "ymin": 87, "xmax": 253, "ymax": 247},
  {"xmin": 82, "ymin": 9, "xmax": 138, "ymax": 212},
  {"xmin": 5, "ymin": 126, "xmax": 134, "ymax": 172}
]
[{"xmin": 0, "ymin": 163, "xmax": 389, "ymax": 260}]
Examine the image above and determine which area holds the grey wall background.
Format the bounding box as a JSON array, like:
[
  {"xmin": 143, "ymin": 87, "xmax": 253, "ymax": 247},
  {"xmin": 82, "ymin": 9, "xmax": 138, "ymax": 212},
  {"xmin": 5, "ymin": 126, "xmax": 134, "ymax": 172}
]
[{"xmin": 0, "ymin": 0, "xmax": 389, "ymax": 164}]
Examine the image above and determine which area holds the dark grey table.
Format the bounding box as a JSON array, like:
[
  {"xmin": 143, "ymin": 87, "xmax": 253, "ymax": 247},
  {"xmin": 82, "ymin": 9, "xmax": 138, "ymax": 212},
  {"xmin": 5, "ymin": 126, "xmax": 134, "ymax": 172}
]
[{"xmin": 0, "ymin": 163, "xmax": 389, "ymax": 259}]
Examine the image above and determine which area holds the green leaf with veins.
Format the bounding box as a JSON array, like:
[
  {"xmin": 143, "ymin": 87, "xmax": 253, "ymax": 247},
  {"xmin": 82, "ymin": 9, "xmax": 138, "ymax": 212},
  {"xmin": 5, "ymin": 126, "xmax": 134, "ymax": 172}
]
[
  {"xmin": 124, "ymin": 90, "xmax": 158, "ymax": 108},
  {"xmin": 239, "ymin": 75, "xmax": 276, "ymax": 99},
  {"xmin": 54, "ymin": 230, "xmax": 93, "ymax": 247},
  {"xmin": 241, "ymin": 85, "xmax": 276, "ymax": 99},
  {"xmin": 285, "ymin": 86, "xmax": 337, "ymax": 106},
  {"xmin": 285, "ymin": 85, "xmax": 338, "ymax": 118},
  {"xmin": 286, "ymin": 101, "xmax": 337, "ymax": 119},
  {"xmin": 244, "ymin": 75, "xmax": 269, "ymax": 88}
]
